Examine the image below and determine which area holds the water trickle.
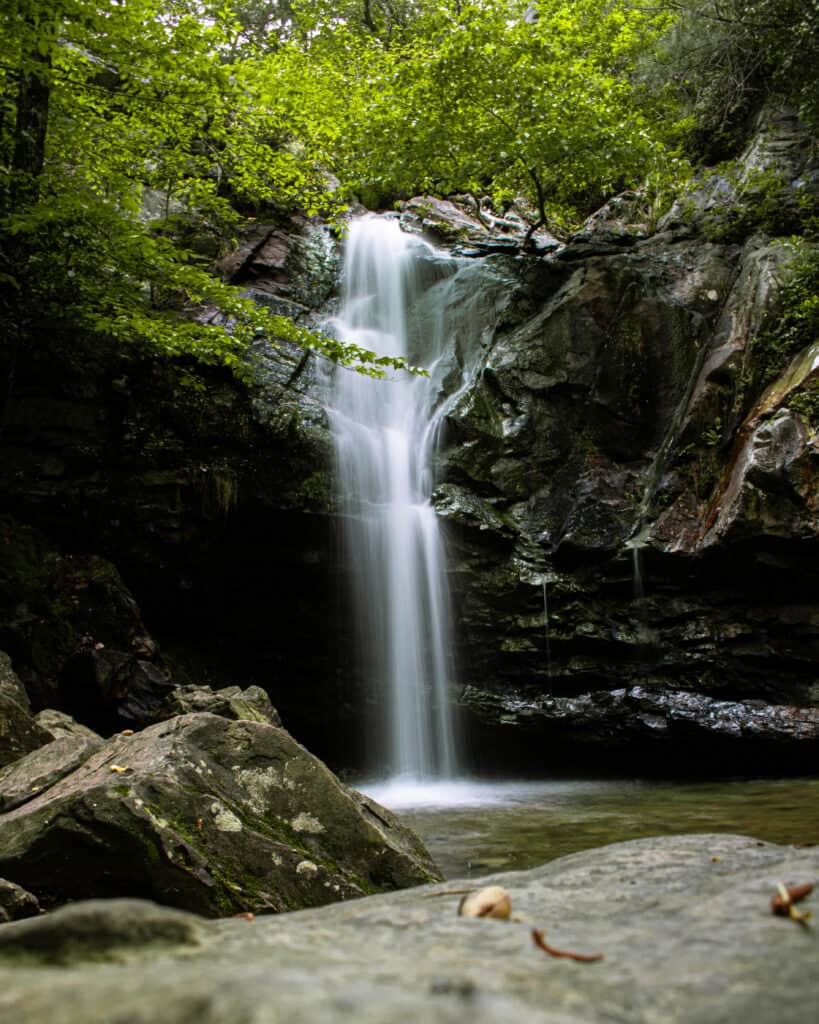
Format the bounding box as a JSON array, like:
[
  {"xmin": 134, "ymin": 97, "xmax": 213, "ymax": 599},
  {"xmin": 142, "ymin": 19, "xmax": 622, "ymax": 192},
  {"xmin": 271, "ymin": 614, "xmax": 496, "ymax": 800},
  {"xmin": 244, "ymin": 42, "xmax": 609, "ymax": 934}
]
[
  {"xmin": 632, "ymin": 546, "xmax": 645, "ymax": 603},
  {"xmin": 328, "ymin": 216, "xmax": 459, "ymax": 782},
  {"xmin": 542, "ymin": 579, "xmax": 552, "ymax": 681}
]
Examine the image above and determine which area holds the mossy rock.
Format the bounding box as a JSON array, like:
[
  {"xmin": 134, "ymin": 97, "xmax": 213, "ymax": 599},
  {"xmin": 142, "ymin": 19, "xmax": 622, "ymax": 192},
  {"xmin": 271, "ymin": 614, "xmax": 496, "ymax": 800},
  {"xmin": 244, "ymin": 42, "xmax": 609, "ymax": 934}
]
[{"xmin": 0, "ymin": 713, "xmax": 441, "ymax": 917}]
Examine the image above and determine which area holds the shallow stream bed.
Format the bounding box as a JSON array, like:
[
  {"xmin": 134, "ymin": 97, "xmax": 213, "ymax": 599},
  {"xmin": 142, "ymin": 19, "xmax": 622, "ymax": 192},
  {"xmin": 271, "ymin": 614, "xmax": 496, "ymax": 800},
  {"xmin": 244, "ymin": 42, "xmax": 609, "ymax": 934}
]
[{"xmin": 361, "ymin": 776, "xmax": 819, "ymax": 878}]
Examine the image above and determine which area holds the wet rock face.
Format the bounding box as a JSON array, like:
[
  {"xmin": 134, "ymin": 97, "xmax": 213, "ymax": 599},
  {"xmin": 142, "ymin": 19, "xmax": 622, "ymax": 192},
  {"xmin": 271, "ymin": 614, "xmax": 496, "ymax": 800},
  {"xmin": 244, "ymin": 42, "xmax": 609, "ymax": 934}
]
[
  {"xmin": 415, "ymin": 113, "xmax": 819, "ymax": 770},
  {"xmin": 1, "ymin": 112, "xmax": 818, "ymax": 775},
  {"xmin": 0, "ymin": 213, "xmax": 342, "ymax": 755},
  {"xmin": 0, "ymin": 712, "xmax": 441, "ymax": 917},
  {"xmin": 439, "ymin": 219, "xmax": 819, "ymax": 767},
  {"xmin": 460, "ymin": 685, "xmax": 819, "ymax": 775}
]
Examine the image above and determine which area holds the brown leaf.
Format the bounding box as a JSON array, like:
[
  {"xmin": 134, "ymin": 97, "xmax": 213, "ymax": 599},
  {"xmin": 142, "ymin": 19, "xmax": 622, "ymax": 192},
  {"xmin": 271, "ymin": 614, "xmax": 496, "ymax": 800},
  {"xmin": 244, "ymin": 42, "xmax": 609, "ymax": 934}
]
[
  {"xmin": 771, "ymin": 882, "xmax": 814, "ymax": 923},
  {"xmin": 531, "ymin": 928, "xmax": 604, "ymax": 963}
]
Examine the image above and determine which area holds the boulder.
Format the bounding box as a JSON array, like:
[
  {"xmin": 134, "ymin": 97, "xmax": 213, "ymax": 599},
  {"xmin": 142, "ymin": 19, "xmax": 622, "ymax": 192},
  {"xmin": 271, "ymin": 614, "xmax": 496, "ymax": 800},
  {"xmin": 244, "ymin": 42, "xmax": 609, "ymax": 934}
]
[
  {"xmin": 160, "ymin": 683, "xmax": 281, "ymax": 726},
  {"xmin": 0, "ymin": 652, "xmax": 30, "ymax": 710},
  {"xmin": 58, "ymin": 648, "xmax": 173, "ymax": 733},
  {"xmin": 0, "ymin": 654, "xmax": 52, "ymax": 769},
  {"xmin": 0, "ymin": 879, "xmax": 39, "ymax": 924},
  {"xmin": 0, "ymin": 733, "xmax": 104, "ymax": 813},
  {"xmin": 0, "ymin": 712, "xmax": 441, "ymax": 916},
  {"xmin": 0, "ymin": 898, "xmax": 201, "ymax": 962},
  {"xmin": 0, "ymin": 835, "xmax": 817, "ymax": 1023},
  {"xmin": 0, "ymin": 518, "xmax": 167, "ymax": 722},
  {"xmin": 34, "ymin": 709, "xmax": 103, "ymax": 744}
]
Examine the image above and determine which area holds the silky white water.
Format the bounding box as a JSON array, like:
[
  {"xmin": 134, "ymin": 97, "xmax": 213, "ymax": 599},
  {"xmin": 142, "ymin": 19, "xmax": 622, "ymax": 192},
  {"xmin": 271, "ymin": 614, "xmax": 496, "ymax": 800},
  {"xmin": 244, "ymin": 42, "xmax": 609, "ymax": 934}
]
[{"xmin": 329, "ymin": 216, "xmax": 459, "ymax": 781}]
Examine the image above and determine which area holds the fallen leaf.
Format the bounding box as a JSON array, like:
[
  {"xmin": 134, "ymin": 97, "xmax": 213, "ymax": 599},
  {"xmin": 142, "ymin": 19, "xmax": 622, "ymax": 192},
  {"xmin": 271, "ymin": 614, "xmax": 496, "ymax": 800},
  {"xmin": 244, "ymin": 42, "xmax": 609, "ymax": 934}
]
[
  {"xmin": 119, "ymin": 729, "xmax": 135, "ymax": 737},
  {"xmin": 110, "ymin": 764, "xmax": 130, "ymax": 773},
  {"xmin": 531, "ymin": 928, "xmax": 604, "ymax": 963},
  {"xmin": 771, "ymin": 882, "xmax": 813, "ymax": 924},
  {"xmin": 458, "ymin": 886, "xmax": 512, "ymax": 920}
]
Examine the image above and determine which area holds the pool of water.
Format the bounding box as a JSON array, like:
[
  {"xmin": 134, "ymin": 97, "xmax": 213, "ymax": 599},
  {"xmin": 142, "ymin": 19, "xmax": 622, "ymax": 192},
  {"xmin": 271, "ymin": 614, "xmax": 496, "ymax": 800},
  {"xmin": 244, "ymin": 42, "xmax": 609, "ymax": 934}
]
[{"xmin": 359, "ymin": 776, "xmax": 819, "ymax": 879}]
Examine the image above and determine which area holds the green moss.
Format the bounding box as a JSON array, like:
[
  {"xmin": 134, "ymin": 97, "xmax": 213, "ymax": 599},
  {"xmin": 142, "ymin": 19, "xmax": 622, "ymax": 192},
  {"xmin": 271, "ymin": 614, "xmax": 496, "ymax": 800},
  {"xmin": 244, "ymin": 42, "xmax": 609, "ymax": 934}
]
[
  {"xmin": 788, "ymin": 388, "xmax": 819, "ymax": 426},
  {"xmin": 744, "ymin": 242, "xmax": 819, "ymax": 399},
  {"xmin": 698, "ymin": 167, "xmax": 819, "ymax": 244}
]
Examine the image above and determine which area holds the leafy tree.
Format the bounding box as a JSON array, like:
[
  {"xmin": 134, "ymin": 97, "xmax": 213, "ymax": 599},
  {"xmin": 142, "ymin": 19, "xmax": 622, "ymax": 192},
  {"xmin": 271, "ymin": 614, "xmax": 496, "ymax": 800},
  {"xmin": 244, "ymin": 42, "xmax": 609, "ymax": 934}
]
[
  {"xmin": 0, "ymin": 0, "xmax": 405, "ymax": 431},
  {"xmin": 644, "ymin": 1, "xmax": 819, "ymax": 160},
  {"xmin": 272, "ymin": 0, "xmax": 684, "ymax": 239}
]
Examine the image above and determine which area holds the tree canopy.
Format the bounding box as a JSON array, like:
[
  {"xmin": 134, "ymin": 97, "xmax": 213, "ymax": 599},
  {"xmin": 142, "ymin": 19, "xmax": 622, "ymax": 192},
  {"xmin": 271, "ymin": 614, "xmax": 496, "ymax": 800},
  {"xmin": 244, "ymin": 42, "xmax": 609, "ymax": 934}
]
[{"xmin": 1, "ymin": 0, "xmax": 815, "ymax": 394}]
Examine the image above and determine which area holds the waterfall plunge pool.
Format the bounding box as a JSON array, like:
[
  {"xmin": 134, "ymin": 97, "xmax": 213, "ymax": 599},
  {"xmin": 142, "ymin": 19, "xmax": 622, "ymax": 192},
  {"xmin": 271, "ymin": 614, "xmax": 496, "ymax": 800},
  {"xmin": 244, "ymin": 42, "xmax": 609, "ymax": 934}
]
[{"xmin": 359, "ymin": 776, "xmax": 819, "ymax": 879}]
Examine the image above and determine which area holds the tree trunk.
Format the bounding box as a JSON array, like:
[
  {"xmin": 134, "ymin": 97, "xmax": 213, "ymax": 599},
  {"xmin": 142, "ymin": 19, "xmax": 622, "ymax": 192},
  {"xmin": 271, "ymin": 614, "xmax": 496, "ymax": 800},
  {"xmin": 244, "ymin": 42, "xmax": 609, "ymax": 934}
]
[{"xmin": 11, "ymin": 46, "xmax": 52, "ymax": 204}]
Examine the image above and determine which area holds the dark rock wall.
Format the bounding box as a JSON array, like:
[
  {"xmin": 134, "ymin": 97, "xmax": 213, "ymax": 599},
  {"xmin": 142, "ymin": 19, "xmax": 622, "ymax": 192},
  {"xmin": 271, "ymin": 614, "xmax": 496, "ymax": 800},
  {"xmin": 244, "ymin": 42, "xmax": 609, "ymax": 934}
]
[{"xmin": 1, "ymin": 112, "xmax": 818, "ymax": 775}]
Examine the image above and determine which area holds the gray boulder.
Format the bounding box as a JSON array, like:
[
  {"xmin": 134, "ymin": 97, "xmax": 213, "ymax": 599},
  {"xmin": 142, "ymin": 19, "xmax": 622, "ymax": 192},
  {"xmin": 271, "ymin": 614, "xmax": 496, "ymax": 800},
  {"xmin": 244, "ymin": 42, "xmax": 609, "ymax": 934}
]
[
  {"xmin": 0, "ymin": 654, "xmax": 52, "ymax": 770},
  {"xmin": 0, "ymin": 652, "xmax": 30, "ymax": 710},
  {"xmin": 34, "ymin": 709, "xmax": 103, "ymax": 744},
  {"xmin": 160, "ymin": 683, "xmax": 281, "ymax": 726},
  {"xmin": 0, "ymin": 879, "xmax": 39, "ymax": 924},
  {"xmin": 0, "ymin": 834, "xmax": 816, "ymax": 1023},
  {"xmin": 0, "ymin": 712, "xmax": 440, "ymax": 916},
  {"xmin": 0, "ymin": 733, "xmax": 104, "ymax": 813}
]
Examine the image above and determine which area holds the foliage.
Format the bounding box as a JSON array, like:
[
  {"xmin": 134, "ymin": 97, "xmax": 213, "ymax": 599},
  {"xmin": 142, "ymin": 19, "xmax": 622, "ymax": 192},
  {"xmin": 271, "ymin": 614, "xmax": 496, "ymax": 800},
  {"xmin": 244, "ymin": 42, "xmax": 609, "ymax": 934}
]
[
  {"xmin": 698, "ymin": 168, "xmax": 819, "ymax": 244},
  {"xmin": 3, "ymin": 0, "xmax": 813, "ymax": 398},
  {"xmin": 643, "ymin": 1, "xmax": 819, "ymax": 161},
  {"xmin": 746, "ymin": 241, "xmax": 819, "ymax": 394},
  {"xmin": 273, "ymin": 0, "xmax": 686, "ymax": 237},
  {"xmin": 0, "ymin": 0, "xmax": 407, "ymax": 387}
]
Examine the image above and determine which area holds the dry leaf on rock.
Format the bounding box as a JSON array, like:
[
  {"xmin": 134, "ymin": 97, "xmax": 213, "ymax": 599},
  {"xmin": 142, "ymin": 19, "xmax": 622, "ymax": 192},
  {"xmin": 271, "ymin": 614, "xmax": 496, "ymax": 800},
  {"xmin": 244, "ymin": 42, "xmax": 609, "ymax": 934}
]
[
  {"xmin": 531, "ymin": 928, "xmax": 604, "ymax": 963},
  {"xmin": 771, "ymin": 882, "xmax": 813, "ymax": 924}
]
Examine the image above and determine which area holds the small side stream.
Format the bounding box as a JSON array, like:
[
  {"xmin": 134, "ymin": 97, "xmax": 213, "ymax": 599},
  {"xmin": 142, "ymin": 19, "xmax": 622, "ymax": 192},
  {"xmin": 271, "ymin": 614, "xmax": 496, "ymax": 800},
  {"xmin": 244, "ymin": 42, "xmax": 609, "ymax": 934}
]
[{"xmin": 362, "ymin": 777, "xmax": 819, "ymax": 879}]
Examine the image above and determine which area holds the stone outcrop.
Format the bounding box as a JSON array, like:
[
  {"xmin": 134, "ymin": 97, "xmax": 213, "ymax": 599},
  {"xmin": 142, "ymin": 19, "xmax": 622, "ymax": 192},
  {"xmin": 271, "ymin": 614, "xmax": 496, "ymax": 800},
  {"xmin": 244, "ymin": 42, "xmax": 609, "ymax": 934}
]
[
  {"xmin": 0, "ymin": 880, "xmax": 39, "ymax": 924},
  {"xmin": 159, "ymin": 683, "xmax": 282, "ymax": 726},
  {"xmin": 0, "ymin": 653, "xmax": 52, "ymax": 769},
  {"xmin": 0, "ymin": 109, "xmax": 817, "ymax": 775},
  {"xmin": 0, "ymin": 731, "xmax": 103, "ymax": 813},
  {"xmin": 0, "ymin": 834, "xmax": 816, "ymax": 1023},
  {"xmin": 0, "ymin": 519, "xmax": 171, "ymax": 731},
  {"xmin": 0, "ymin": 712, "xmax": 441, "ymax": 916},
  {"xmin": 462, "ymin": 685, "xmax": 819, "ymax": 774}
]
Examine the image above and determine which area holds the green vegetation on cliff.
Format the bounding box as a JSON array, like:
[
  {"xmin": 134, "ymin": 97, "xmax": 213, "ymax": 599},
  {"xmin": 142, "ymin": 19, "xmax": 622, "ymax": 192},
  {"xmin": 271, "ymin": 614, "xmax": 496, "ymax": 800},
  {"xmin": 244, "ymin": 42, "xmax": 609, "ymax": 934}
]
[{"xmin": 1, "ymin": 0, "xmax": 816, "ymax": 412}]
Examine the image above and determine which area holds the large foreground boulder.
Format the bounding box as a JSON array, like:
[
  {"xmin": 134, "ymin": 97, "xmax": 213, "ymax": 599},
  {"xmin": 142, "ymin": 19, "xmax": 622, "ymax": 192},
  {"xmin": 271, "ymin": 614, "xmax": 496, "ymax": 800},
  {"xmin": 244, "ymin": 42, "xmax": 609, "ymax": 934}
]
[
  {"xmin": 0, "ymin": 834, "xmax": 816, "ymax": 1023},
  {"xmin": 0, "ymin": 712, "xmax": 440, "ymax": 915}
]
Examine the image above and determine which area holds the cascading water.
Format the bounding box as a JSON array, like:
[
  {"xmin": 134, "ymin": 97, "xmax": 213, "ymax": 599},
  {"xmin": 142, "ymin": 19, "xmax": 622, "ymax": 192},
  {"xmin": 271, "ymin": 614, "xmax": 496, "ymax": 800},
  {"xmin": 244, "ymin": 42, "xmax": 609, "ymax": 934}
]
[{"xmin": 328, "ymin": 216, "xmax": 459, "ymax": 782}]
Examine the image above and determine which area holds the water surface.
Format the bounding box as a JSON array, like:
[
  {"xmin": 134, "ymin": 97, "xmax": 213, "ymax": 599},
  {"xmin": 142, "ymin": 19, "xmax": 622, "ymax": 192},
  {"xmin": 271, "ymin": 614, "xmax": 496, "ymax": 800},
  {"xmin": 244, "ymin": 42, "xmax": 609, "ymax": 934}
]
[{"xmin": 361, "ymin": 777, "xmax": 819, "ymax": 878}]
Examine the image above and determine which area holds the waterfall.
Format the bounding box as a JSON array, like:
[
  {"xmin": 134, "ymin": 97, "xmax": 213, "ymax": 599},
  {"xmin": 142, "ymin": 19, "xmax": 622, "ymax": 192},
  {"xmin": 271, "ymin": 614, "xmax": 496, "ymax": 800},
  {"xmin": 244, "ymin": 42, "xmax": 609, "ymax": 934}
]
[{"xmin": 328, "ymin": 216, "xmax": 459, "ymax": 781}]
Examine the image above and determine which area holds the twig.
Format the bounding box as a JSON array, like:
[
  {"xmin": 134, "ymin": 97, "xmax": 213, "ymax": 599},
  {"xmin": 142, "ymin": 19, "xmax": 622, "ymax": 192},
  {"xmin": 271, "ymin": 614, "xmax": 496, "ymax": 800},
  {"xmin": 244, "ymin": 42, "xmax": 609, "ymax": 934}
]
[
  {"xmin": 424, "ymin": 887, "xmax": 475, "ymax": 898},
  {"xmin": 531, "ymin": 928, "xmax": 604, "ymax": 963}
]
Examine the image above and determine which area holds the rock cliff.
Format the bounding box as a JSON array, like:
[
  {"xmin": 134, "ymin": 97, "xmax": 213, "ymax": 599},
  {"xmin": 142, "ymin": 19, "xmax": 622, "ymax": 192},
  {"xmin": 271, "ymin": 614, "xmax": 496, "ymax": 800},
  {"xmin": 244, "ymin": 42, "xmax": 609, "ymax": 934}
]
[{"xmin": 1, "ymin": 107, "xmax": 817, "ymax": 774}]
